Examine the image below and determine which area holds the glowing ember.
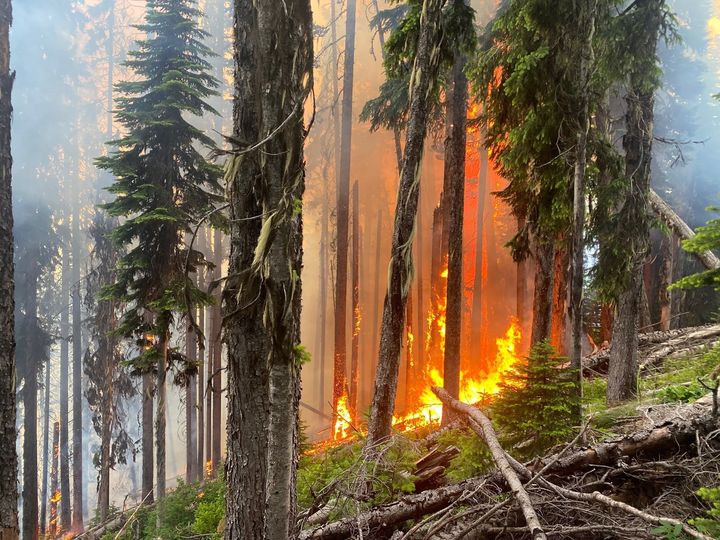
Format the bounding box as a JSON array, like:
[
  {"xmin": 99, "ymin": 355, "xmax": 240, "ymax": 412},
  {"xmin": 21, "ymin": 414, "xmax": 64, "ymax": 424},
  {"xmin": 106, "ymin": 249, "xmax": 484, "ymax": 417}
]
[
  {"xmin": 205, "ymin": 459, "xmax": 212, "ymax": 479},
  {"xmin": 333, "ymin": 393, "xmax": 352, "ymax": 440}
]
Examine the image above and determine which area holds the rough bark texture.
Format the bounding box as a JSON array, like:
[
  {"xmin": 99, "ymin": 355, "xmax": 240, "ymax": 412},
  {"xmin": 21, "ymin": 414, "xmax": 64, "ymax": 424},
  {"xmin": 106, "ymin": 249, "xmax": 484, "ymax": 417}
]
[
  {"xmin": 607, "ymin": 0, "xmax": 660, "ymax": 404},
  {"xmin": 156, "ymin": 332, "xmax": 168, "ymax": 502},
  {"xmin": 225, "ymin": 1, "xmax": 312, "ymax": 538},
  {"xmin": 332, "ymin": 0, "xmax": 356, "ymax": 429},
  {"xmin": 141, "ymin": 372, "xmax": 154, "ymax": 504},
  {"xmin": 550, "ymin": 245, "xmax": 568, "ymax": 355},
  {"xmin": 366, "ymin": 0, "xmax": 446, "ymax": 446},
  {"xmin": 658, "ymin": 235, "xmax": 673, "ymax": 331},
  {"xmin": 60, "ymin": 249, "xmax": 72, "ymax": 528},
  {"xmin": 369, "ymin": 208, "xmax": 383, "ymax": 403},
  {"xmin": 531, "ymin": 240, "xmax": 555, "ymax": 346},
  {"xmin": 441, "ymin": 35, "xmax": 467, "ymax": 426},
  {"xmin": 0, "ymin": 3, "xmax": 17, "ymax": 530}
]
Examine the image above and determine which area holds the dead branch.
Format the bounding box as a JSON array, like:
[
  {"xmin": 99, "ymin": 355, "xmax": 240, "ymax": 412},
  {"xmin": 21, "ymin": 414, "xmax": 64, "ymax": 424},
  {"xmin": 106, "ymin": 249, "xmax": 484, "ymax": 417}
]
[{"xmin": 432, "ymin": 386, "xmax": 547, "ymax": 540}]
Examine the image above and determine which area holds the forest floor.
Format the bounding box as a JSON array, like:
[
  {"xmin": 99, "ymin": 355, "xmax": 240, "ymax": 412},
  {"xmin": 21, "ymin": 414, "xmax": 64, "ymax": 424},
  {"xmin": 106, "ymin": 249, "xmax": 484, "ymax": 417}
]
[{"xmin": 84, "ymin": 338, "xmax": 720, "ymax": 540}]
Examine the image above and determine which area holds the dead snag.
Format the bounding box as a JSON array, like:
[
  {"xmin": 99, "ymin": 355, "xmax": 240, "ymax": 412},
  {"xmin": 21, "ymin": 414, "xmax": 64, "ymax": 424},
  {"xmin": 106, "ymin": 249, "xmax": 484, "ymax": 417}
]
[{"xmin": 431, "ymin": 387, "xmax": 547, "ymax": 540}]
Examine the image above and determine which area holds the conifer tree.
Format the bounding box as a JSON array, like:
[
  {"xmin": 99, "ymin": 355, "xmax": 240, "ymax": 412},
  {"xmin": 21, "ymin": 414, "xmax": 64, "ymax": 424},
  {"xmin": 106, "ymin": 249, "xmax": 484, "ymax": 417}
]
[{"xmin": 97, "ymin": 0, "xmax": 223, "ymax": 503}]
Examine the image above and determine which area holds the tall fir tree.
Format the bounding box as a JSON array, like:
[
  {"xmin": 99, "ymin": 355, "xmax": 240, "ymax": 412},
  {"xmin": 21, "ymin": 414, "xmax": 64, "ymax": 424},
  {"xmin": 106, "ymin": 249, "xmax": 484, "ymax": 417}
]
[{"xmin": 97, "ymin": 0, "xmax": 223, "ymax": 504}]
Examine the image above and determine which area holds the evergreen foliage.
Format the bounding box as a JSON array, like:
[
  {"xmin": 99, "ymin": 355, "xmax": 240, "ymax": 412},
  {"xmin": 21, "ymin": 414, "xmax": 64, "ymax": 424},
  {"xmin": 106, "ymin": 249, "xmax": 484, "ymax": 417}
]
[
  {"xmin": 96, "ymin": 0, "xmax": 223, "ymax": 366},
  {"xmin": 492, "ymin": 340, "xmax": 579, "ymax": 457},
  {"xmin": 671, "ymin": 206, "xmax": 720, "ymax": 291}
]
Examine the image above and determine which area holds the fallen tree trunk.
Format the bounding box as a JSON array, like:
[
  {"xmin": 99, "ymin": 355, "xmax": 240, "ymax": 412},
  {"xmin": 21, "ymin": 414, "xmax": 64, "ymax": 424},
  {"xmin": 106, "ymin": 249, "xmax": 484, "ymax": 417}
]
[
  {"xmin": 584, "ymin": 323, "xmax": 720, "ymax": 375},
  {"xmin": 432, "ymin": 386, "xmax": 547, "ymax": 540},
  {"xmin": 649, "ymin": 189, "xmax": 720, "ymax": 271},
  {"xmin": 73, "ymin": 513, "xmax": 126, "ymax": 540}
]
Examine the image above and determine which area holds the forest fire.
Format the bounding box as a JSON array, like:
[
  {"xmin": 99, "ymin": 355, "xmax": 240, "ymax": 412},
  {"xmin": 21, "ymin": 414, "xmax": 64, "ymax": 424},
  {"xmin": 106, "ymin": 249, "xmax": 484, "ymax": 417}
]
[{"xmin": 333, "ymin": 393, "xmax": 353, "ymax": 440}]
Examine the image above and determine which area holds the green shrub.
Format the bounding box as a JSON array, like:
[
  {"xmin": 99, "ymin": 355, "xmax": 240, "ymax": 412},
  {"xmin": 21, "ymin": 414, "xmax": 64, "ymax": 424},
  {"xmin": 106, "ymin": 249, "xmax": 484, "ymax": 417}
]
[
  {"xmin": 690, "ymin": 486, "xmax": 720, "ymax": 537},
  {"xmin": 492, "ymin": 340, "xmax": 580, "ymax": 458},
  {"xmin": 656, "ymin": 382, "xmax": 707, "ymax": 404},
  {"xmin": 435, "ymin": 428, "xmax": 493, "ymax": 482}
]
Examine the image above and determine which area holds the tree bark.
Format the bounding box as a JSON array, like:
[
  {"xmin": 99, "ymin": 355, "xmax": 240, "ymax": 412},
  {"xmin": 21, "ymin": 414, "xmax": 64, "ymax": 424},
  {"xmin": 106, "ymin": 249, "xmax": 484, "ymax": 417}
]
[
  {"xmin": 658, "ymin": 235, "xmax": 673, "ymax": 332},
  {"xmin": 531, "ymin": 239, "xmax": 555, "ymax": 346},
  {"xmin": 185, "ymin": 309, "xmax": 197, "ymax": 484},
  {"xmin": 60, "ymin": 248, "xmax": 72, "ymax": 528},
  {"xmin": 0, "ymin": 3, "xmax": 17, "ymax": 535},
  {"xmin": 349, "ymin": 181, "xmax": 360, "ymax": 417},
  {"xmin": 607, "ymin": 0, "xmax": 660, "ymax": 405},
  {"xmin": 442, "ymin": 30, "xmax": 468, "ymax": 426},
  {"xmin": 196, "ymin": 232, "xmax": 205, "ymax": 479},
  {"xmin": 155, "ymin": 331, "xmax": 168, "ymax": 503},
  {"xmin": 211, "ymin": 230, "xmax": 222, "ymax": 476},
  {"xmin": 49, "ymin": 422, "xmax": 59, "ymax": 538},
  {"xmin": 318, "ymin": 192, "xmax": 329, "ymax": 418},
  {"xmin": 369, "ymin": 208, "xmax": 383, "ymax": 404},
  {"xmin": 550, "ymin": 245, "xmax": 568, "ymax": 355},
  {"xmin": 333, "ymin": 0, "xmax": 357, "ymax": 432},
  {"xmin": 471, "ymin": 151, "xmax": 488, "ymax": 361},
  {"xmin": 225, "ymin": 1, "xmax": 312, "ymax": 538},
  {"xmin": 141, "ymin": 371, "xmax": 154, "ymax": 504},
  {"xmin": 366, "ymin": 0, "xmax": 447, "ymax": 446}
]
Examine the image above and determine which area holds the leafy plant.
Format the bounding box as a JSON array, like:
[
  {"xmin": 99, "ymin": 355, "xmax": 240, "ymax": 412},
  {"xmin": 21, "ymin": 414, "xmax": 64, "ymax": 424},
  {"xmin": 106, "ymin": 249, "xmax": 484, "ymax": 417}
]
[{"xmin": 656, "ymin": 382, "xmax": 707, "ymax": 404}]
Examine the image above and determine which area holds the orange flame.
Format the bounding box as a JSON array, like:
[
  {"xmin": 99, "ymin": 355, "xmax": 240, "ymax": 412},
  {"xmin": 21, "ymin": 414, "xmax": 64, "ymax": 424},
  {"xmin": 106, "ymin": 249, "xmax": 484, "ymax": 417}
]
[{"xmin": 333, "ymin": 393, "xmax": 352, "ymax": 440}]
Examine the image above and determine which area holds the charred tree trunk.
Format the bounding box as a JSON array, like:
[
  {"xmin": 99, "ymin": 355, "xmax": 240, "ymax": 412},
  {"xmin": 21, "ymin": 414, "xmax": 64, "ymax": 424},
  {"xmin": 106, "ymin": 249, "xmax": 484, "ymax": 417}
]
[
  {"xmin": 22, "ymin": 274, "xmax": 39, "ymax": 540},
  {"xmin": 141, "ymin": 371, "xmax": 154, "ymax": 504},
  {"xmin": 367, "ymin": 0, "xmax": 446, "ymax": 446},
  {"xmin": 0, "ymin": 2, "xmax": 17, "ymax": 534},
  {"xmin": 49, "ymin": 422, "xmax": 59, "ymax": 538},
  {"xmin": 40, "ymin": 356, "xmax": 51, "ymax": 536},
  {"xmin": 551, "ymin": 244, "xmax": 569, "ymax": 355},
  {"xmin": 607, "ymin": 0, "xmax": 660, "ymax": 405},
  {"xmin": 442, "ymin": 28, "xmax": 468, "ymax": 425},
  {"xmin": 349, "ymin": 182, "xmax": 360, "ymax": 417},
  {"xmin": 224, "ymin": 1, "xmax": 312, "ymax": 538},
  {"xmin": 531, "ymin": 239, "xmax": 555, "ymax": 346},
  {"xmin": 71, "ymin": 212, "xmax": 84, "ymax": 533},
  {"xmin": 211, "ymin": 230, "xmax": 222, "ymax": 476},
  {"xmin": 59, "ymin": 248, "xmax": 71, "ymax": 528},
  {"xmin": 516, "ymin": 216, "xmax": 527, "ymax": 330},
  {"xmin": 332, "ymin": 0, "xmax": 357, "ymax": 430},
  {"xmin": 205, "ymin": 241, "xmax": 212, "ymax": 473}
]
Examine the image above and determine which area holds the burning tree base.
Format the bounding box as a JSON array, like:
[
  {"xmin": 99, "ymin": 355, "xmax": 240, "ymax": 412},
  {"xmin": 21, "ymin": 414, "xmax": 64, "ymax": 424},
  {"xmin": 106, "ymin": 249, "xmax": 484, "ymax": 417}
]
[{"xmin": 300, "ymin": 391, "xmax": 720, "ymax": 539}]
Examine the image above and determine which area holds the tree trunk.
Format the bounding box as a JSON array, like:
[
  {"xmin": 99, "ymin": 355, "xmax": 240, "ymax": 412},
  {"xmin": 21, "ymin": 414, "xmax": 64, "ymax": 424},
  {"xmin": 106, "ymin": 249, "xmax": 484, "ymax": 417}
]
[
  {"xmin": 196, "ymin": 232, "xmax": 205, "ymax": 480},
  {"xmin": 369, "ymin": 208, "xmax": 383, "ymax": 406},
  {"xmin": 141, "ymin": 372, "xmax": 154, "ymax": 504},
  {"xmin": 60, "ymin": 248, "xmax": 72, "ymax": 529},
  {"xmin": 186, "ymin": 314, "xmax": 198, "ymax": 484},
  {"xmin": 155, "ymin": 330, "xmax": 168, "ymax": 503},
  {"xmin": 550, "ymin": 245, "xmax": 569, "ymax": 355},
  {"xmin": 318, "ymin": 194, "xmax": 329, "ymax": 418},
  {"xmin": 366, "ymin": 0, "xmax": 447, "ymax": 446},
  {"xmin": 225, "ymin": 1, "xmax": 312, "ymax": 538},
  {"xmin": 40, "ymin": 356, "xmax": 51, "ymax": 536},
  {"xmin": 442, "ymin": 30, "xmax": 468, "ymax": 426},
  {"xmin": 658, "ymin": 235, "xmax": 673, "ymax": 331},
  {"xmin": 570, "ymin": 1, "xmax": 594, "ymax": 391},
  {"xmin": 607, "ymin": 0, "xmax": 660, "ymax": 404},
  {"xmin": 0, "ymin": 2, "xmax": 17, "ymax": 533},
  {"xmin": 332, "ymin": 0, "xmax": 357, "ymax": 431},
  {"xmin": 531, "ymin": 239, "xmax": 555, "ymax": 346},
  {"xmin": 71, "ymin": 216, "xmax": 84, "ymax": 533},
  {"xmin": 49, "ymin": 422, "xmax": 59, "ymax": 538},
  {"xmin": 471, "ymin": 150, "xmax": 488, "ymax": 361},
  {"xmin": 211, "ymin": 230, "xmax": 222, "ymax": 476},
  {"xmin": 205, "ymin": 240, "xmax": 212, "ymax": 473},
  {"xmin": 349, "ymin": 182, "xmax": 360, "ymax": 417},
  {"xmin": 22, "ymin": 274, "xmax": 39, "ymax": 540},
  {"xmin": 98, "ymin": 363, "xmax": 113, "ymax": 521}
]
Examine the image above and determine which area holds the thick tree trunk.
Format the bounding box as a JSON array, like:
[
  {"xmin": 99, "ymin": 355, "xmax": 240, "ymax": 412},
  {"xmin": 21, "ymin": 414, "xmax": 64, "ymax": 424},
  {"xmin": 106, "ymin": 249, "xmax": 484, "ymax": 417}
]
[
  {"xmin": 98, "ymin": 364, "xmax": 113, "ymax": 521},
  {"xmin": 49, "ymin": 422, "xmax": 59, "ymax": 538},
  {"xmin": 531, "ymin": 239, "xmax": 555, "ymax": 346},
  {"xmin": 442, "ymin": 33, "xmax": 467, "ymax": 425},
  {"xmin": 141, "ymin": 372, "xmax": 154, "ymax": 504},
  {"xmin": 225, "ymin": 1, "xmax": 312, "ymax": 538},
  {"xmin": 22, "ymin": 277, "xmax": 39, "ymax": 540},
  {"xmin": 0, "ymin": 2, "xmax": 17, "ymax": 533},
  {"xmin": 332, "ymin": 0, "xmax": 357, "ymax": 431},
  {"xmin": 607, "ymin": 0, "xmax": 660, "ymax": 405},
  {"xmin": 211, "ymin": 230, "xmax": 222, "ymax": 476},
  {"xmin": 349, "ymin": 182, "xmax": 360, "ymax": 417},
  {"xmin": 550, "ymin": 245, "xmax": 569, "ymax": 355},
  {"xmin": 367, "ymin": 0, "xmax": 446, "ymax": 446},
  {"xmin": 60, "ymin": 249, "xmax": 72, "ymax": 529},
  {"xmin": 40, "ymin": 356, "xmax": 51, "ymax": 536}
]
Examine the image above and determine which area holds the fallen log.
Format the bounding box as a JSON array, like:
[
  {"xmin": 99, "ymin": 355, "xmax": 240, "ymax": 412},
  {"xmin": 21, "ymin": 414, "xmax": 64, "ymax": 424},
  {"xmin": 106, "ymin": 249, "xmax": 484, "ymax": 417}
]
[
  {"xmin": 431, "ymin": 387, "xmax": 547, "ymax": 540},
  {"xmin": 73, "ymin": 513, "xmax": 126, "ymax": 539},
  {"xmin": 413, "ymin": 446, "xmax": 460, "ymax": 492},
  {"xmin": 649, "ymin": 189, "xmax": 720, "ymax": 270}
]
